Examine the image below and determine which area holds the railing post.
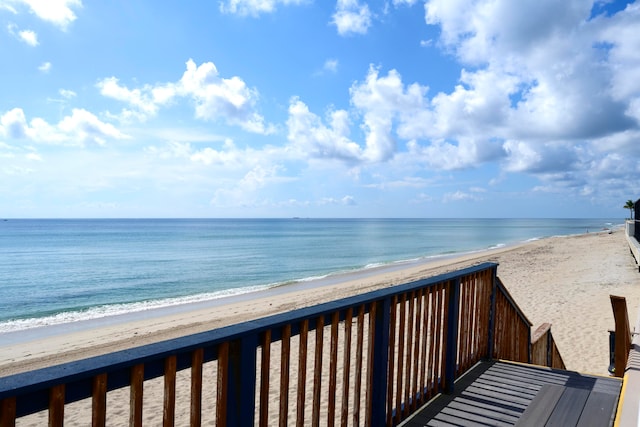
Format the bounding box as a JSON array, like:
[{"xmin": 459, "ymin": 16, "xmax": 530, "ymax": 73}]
[
  {"xmin": 546, "ymin": 329, "xmax": 552, "ymax": 367},
  {"xmin": 487, "ymin": 268, "xmax": 498, "ymax": 359},
  {"xmin": 444, "ymin": 279, "xmax": 461, "ymax": 394},
  {"xmin": 610, "ymin": 295, "xmax": 630, "ymax": 378},
  {"xmin": 369, "ymin": 298, "xmax": 391, "ymax": 427},
  {"xmin": 527, "ymin": 323, "xmax": 532, "ymax": 365},
  {"xmin": 226, "ymin": 334, "xmax": 258, "ymax": 426}
]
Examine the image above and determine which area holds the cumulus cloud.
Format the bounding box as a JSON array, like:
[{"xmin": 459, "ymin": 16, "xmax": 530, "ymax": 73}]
[
  {"xmin": 97, "ymin": 77, "xmax": 171, "ymax": 121},
  {"xmin": 18, "ymin": 28, "xmax": 38, "ymax": 45},
  {"xmin": 332, "ymin": 0, "xmax": 372, "ymax": 36},
  {"xmin": 384, "ymin": 0, "xmax": 640, "ymax": 198},
  {"xmin": 287, "ymin": 97, "xmax": 364, "ymax": 162},
  {"xmin": 190, "ymin": 139, "xmax": 246, "ymax": 166},
  {"xmin": 282, "ymin": 0, "xmax": 639, "ymax": 208},
  {"xmin": 421, "ymin": 0, "xmax": 638, "ymax": 141},
  {"xmin": 219, "ymin": 0, "xmax": 306, "ymax": 16},
  {"xmin": 179, "ymin": 59, "xmax": 271, "ymax": 134},
  {"xmin": 0, "ymin": 107, "xmax": 127, "ymax": 146},
  {"xmin": 7, "ymin": 23, "xmax": 38, "ymax": 45},
  {"xmin": 98, "ymin": 59, "xmax": 271, "ymax": 133},
  {"xmin": 4, "ymin": 0, "xmax": 82, "ymax": 30}
]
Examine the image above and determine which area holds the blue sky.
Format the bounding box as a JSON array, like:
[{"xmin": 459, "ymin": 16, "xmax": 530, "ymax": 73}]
[{"xmin": 1, "ymin": 0, "xmax": 639, "ymax": 218}]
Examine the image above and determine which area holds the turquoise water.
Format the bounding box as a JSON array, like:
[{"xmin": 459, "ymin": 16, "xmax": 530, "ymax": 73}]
[{"xmin": 0, "ymin": 218, "xmax": 620, "ymax": 332}]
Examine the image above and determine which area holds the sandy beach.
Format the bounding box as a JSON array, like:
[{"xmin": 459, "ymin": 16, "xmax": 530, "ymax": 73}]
[
  {"xmin": 2, "ymin": 228, "xmax": 639, "ymax": 424},
  {"xmin": 2, "ymin": 228, "xmax": 639, "ymax": 377}
]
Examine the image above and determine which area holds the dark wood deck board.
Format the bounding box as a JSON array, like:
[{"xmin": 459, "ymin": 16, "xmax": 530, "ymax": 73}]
[
  {"xmin": 453, "ymin": 397, "xmax": 522, "ymax": 418},
  {"xmin": 576, "ymin": 391, "xmax": 619, "ymax": 427},
  {"xmin": 545, "ymin": 387, "xmax": 591, "ymax": 426},
  {"xmin": 401, "ymin": 360, "xmax": 622, "ymax": 427},
  {"xmin": 447, "ymin": 400, "xmax": 519, "ymax": 424},
  {"xmin": 515, "ymin": 384, "xmax": 565, "ymax": 427}
]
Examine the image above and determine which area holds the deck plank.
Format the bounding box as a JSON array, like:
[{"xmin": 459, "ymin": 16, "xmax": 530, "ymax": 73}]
[
  {"xmin": 576, "ymin": 391, "xmax": 620, "ymax": 427},
  {"xmin": 545, "ymin": 387, "xmax": 590, "ymax": 426},
  {"xmin": 401, "ymin": 360, "xmax": 622, "ymax": 427},
  {"xmin": 514, "ymin": 384, "xmax": 564, "ymax": 427}
]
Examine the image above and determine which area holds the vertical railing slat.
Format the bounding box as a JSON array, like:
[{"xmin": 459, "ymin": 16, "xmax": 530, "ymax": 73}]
[
  {"xmin": 259, "ymin": 329, "xmax": 272, "ymax": 427},
  {"xmin": 386, "ymin": 295, "xmax": 397, "ymax": 427},
  {"xmin": 403, "ymin": 292, "xmax": 415, "ymax": 417},
  {"xmin": 190, "ymin": 349, "xmax": 204, "ymax": 427},
  {"xmin": 340, "ymin": 308, "xmax": 353, "ymax": 427},
  {"xmin": 328, "ymin": 311, "xmax": 340, "ymax": 427},
  {"xmin": 296, "ymin": 320, "xmax": 309, "ymax": 427},
  {"xmin": 0, "ymin": 397, "xmax": 16, "ymax": 427},
  {"xmin": 425, "ymin": 288, "xmax": 436, "ymax": 399},
  {"xmin": 216, "ymin": 342, "xmax": 229, "ymax": 427},
  {"xmin": 432, "ymin": 284, "xmax": 443, "ymax": 394},
  {"xmin": 163, "ymin": 355, "xmax": 177, "ymax": 427},
  {"xmin": 488, "ymin": 267, "xmax": 498, "ymax": 359},
  {"xmin": 353, "ymin": 305, "xmax": 365, "ymax": 426},
  {"xmin": 279, "ymin": 324, "xmax": 292, "ymax": 427},
  {"xmin": 365, "ymin": 301, "xmax": 380, "ymax": 427},
  {"xmin": 312, "ymin": 315, "xmax": 324, "ymax": 427},
  {"xmin": 395, "ymin": 293, "xmax": 406, "ymax": 424},
  {"xmin": 130, "ymin": 364, "xmax": 144, "ymax": 427},
  {"xmin": 411, "ymin": 289, "xmax": 422, "ymax": 410},
  {"xmin": 49, "ymin": 384, "xmax": 65, "ymax": 427},
  {"xmin": 92, "ymin": 373, "xmax": 107, "ymax": 427}
]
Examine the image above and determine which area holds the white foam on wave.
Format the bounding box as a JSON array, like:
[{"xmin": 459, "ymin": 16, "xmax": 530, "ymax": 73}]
[{"xmin": 0, "ymin": 283, "xmax": 277, "ymax": 334}]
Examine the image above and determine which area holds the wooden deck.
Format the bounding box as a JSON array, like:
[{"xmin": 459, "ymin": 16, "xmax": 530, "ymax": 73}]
[{"xmin": 401, "ymin": 360, "xmax": 621, "ymax": 427}]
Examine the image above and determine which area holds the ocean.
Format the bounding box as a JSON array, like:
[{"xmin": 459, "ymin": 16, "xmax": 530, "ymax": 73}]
[{"xmin": 0, "ymin": 218, "xmax": 621, "ymax": 334}]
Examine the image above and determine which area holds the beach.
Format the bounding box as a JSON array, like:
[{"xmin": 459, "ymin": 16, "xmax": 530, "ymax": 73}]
[
  {"xmin": 0, "ymin": 229, "xmax": 640, "ymax": 425},
  {"xmin": 2, "ymin": 228, "xmax": 639, "ymax": 424}
]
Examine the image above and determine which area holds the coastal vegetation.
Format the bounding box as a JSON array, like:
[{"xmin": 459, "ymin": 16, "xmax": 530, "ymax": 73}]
[{"xmin": 625, "ymin": 200, "xmax": 635, "ymax": 219}]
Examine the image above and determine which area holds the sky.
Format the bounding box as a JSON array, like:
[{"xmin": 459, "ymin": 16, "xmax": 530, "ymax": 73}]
[{"xmin": 1, "ymin": 0, "xmax": 639, "ymax": 218}]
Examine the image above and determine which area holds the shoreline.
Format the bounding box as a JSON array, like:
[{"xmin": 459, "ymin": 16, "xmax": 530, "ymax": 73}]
[
  {"xmin": 0, "ymin": 237, "xmax": 533, "ymax": 345},
  {"xmin": 0, "ymin": 226, "xmax": 603, "ymax": 336},
  {"xmin": 1, "ymin": 227, "xmax": 637, "ymax": 378}
]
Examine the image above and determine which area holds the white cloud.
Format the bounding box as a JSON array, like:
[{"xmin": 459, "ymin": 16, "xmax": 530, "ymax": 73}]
[
  {"xmin": 0, "ymin": 107, "xmax": 127, "ymax": 146},
  {"xmin": 25, "ymin": 152, "xmax": 42, "ymax": 161},
  {"xmin": 18, "ymin": 28, "xmax": 38, "ymax": 45},
  {"xmin": 219, "ymin": 0, "xmax": 306, "ymax": 17},
  {"xmin": 179, "ymin": 59, "xmax": 271, "ymax": 134},
  {"xmin": 443, "ymin": 190, "xmax": 482, "ymax": 203},
  {"xmin": 209, "ymin": 164, "xmax": 289, "ymax": 208},
  {"xmin": 98, "ymin": 59, "xmax": 272, "ymax": 134},
  {"xmin": 319, "ymin": 195, "xmax": 356, "ymax": 205},
  {"xmin": 1, "ymin": 108, "xmax": 29, "ymax": 138},
  {"xmin": 350, "ymin": 66, "xmax": 428, "ymax": 162},
  {"xmin": 97, "ymin": 77, "xmax": 171, "ymax": 121},
  {"xmin": 38, "ymin": 61, "xmax": 51, "ymax": 72},
  {"xmin": 59, "ymin": 88, "xmax": 76, "ymax": 99},
  {"xmin": 323, "ymin": 59, "xmax": 339, "ymax": 73},
  {"xmin": 287, "ymin": 97, "xmax": 364, "ymax": 162},
  {"xmin": 6, "ymin": 0, "xmax": 82, "ymax": 30},
  {"xmin": 393, "ymin": 0, "xmax": 418, "ymax": 6},
  {"xmin": 190, "ymin": 139, "xmax": 246, "ymax": 166},
  {"xmin": 332, "ymin": 0, "xmax": 372, "ymax": 36}
]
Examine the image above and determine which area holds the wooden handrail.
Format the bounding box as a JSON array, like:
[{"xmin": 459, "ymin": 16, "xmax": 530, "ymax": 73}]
[
  {"xmin": 530, "ymin": 323, "xmax": 566, "ymax": 370},
  {"xmin": 0, "ymin": 262, "xmax": 565, "ymax": 426},
  {"xmin": 611, "ymin": 295, "xmax": 631, "ymax": 377}
]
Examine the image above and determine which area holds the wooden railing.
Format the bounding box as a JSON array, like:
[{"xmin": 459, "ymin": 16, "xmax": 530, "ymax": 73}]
[
  {"xmin": 531, "ymin": 324, "xmax": 566, "ymax": 369},
  {"xmin": 0, "ymin": 262, "xmax": 563, "ymax": 426}
]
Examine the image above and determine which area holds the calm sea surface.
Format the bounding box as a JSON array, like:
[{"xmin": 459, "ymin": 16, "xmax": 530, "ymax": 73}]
[{"xmin": 0, "ymin": 218, "xmax": 620, "ymax": 332}]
